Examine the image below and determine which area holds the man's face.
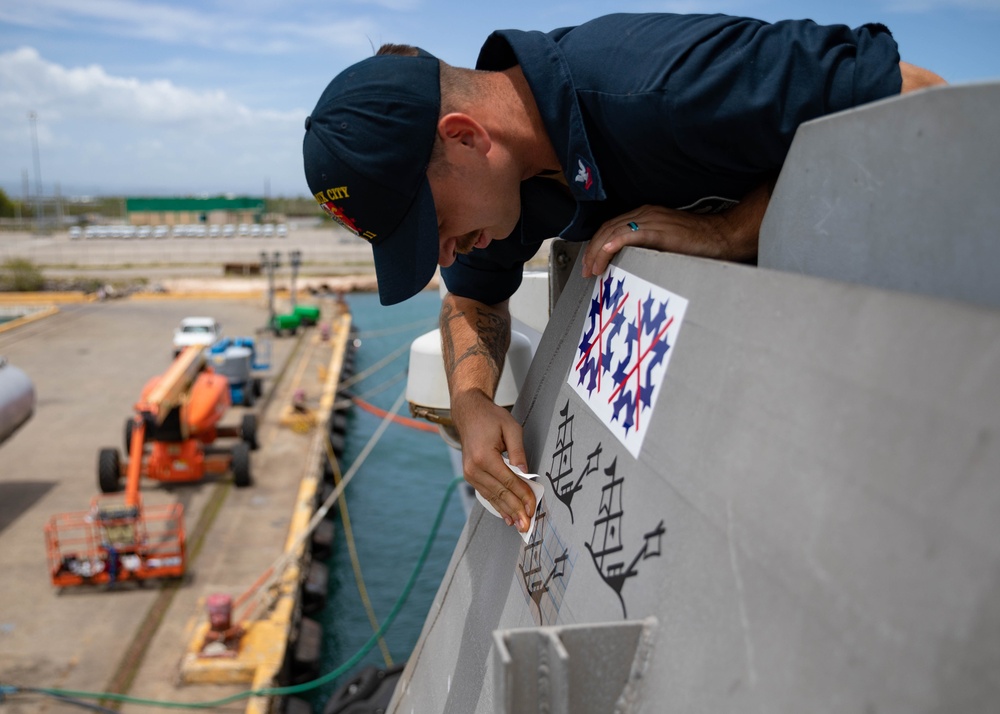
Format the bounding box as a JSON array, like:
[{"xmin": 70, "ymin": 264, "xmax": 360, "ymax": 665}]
[{"xmin": 427, "ymin": 156, "xmax": 521, "ymax": 267}]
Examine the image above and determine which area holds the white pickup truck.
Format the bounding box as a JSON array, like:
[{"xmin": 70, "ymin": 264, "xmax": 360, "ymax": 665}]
[{"xmin": 172, "ymin": 316, "xmax": 222, "ymax": 357}]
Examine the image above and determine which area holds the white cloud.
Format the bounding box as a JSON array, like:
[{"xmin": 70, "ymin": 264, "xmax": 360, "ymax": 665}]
[
  {"xmin": 0, "ymin": 47, "xmax": 301, "ymax": 126},
  {"xmin": 0, "ymin": 48, "xmax": 309, "ymax": 196}
]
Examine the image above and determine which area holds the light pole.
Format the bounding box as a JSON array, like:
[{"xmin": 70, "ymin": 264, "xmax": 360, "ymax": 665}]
[
  {"xmin": 260, "ymin": 251, "xmax": 281, "ymax": 330},
  {"xmin": 289, "ymin": 250, "xmax": 302, "ymax": 307},
  {"xmin": 28, "ymin": 111, "xmax": 43, "ymax": 231}
]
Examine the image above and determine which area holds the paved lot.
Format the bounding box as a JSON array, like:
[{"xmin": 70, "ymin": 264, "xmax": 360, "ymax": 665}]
[
  {"xmin": 0, "ymin": 224, "xmax": 374, "ymax": 274},
  {"xmin": 0, "ymin": 223, "xmax": 551, "ymax": 290},
  {"xmin": 0, "ymin": 293, "xmax": 337, "ymax": 713}
]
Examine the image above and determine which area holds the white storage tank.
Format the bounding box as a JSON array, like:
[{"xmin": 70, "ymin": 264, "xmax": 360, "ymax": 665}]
[{"xmin": 0, "ymin": 358, "xmax": 35, "ymax": 445}]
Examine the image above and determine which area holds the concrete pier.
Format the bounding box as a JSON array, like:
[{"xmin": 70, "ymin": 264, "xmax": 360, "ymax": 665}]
[{"xmin": 0, "ymin": 285, "xmax": 350, "ymax": 713}]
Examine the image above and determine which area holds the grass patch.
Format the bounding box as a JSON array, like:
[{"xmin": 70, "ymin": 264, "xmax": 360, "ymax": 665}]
[{"xmin": 0, "ymin": 258, "xmax": 45, "ymax": 292}]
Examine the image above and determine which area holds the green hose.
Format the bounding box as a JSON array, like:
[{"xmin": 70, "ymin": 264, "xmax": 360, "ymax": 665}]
[{"xmin": 3, "ymin": 476, "xmax": 464, "ymax": 711}]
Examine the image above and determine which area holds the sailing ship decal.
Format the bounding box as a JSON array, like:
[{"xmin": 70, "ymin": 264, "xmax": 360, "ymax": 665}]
[
  {"xmin": 545, "ymin": 400, "xmax": 604, "ymax": 523},
  {"xmin": 534, "ymin": 398, "xmax": 667, "ymax": 620},
  {"xmin": 569, "ymin": 267, "xmax": 688, "ymax": 457},
  {"xmin": 518, "ymin": 499, "xmax": 572, "ymax": 626},
  {"xmin": 585, "ymin": 456, "xmax": 666, "ymax": 618}
]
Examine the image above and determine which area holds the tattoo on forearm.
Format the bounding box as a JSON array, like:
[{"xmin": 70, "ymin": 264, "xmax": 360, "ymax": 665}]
[
  {"xmin": 440, "ymin": 301, "xmax": 510, "ymax": 386},
  {"xmin": 440, "ymin": 301, "xmax": 461, "ymax": 377},
  {"xmin": 475, "ymin": 308, "xmax": 509, "ymax": 383}
]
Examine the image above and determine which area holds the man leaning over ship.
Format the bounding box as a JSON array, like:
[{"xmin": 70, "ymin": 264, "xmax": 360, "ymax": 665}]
[{"xmin": 302, "ymin": 12, "xmax": 946, "ymax": 533}]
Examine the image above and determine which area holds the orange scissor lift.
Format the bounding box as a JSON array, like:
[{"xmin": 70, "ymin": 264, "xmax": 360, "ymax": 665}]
[{"xmin": 44, "ymin": 345, "xmax": 252, "ymax": 588}]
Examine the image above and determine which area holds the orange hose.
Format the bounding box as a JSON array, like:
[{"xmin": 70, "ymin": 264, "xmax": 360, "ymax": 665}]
[{"xmin": 352, "ymin": 397, "xmax": 438, "ymax": 433}]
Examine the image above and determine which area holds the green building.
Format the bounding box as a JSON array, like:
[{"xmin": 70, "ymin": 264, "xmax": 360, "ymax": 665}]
[{"xmin": 125, "ymin": 196, "xmax": 265, "ymax": 226}]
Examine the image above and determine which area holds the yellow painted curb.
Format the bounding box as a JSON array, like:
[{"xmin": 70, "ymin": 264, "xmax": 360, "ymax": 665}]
[
  {"xmin": 0, "ymin": 305, "xmax": 61, "ymax": 334},
  {"xmin": 129, "ymin": 290, "xmax": 265, "ymax": 301},
  {"xmin": 0, "ymin": 291, "xmax": 94, "ymax": 304}
]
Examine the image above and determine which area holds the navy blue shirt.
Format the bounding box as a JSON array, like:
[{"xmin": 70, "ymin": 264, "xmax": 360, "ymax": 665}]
[{"xmin": 441, "ymin": 13, "xmax": 902, "ymax": 304}]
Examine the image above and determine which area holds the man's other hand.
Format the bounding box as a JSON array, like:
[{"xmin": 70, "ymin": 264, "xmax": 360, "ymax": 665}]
[{"xmin": 581, "ymin": 182, "xmax": 772, "ymax": 278}]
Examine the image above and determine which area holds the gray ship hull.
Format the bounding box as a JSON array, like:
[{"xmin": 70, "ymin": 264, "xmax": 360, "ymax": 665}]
[{"xmin": 393, "ymin": 82, "xmax": 1000, "ymax": 713}]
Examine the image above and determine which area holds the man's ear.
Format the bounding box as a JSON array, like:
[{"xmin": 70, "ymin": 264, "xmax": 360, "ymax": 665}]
[{"xmin": 438, "ymin": 113, "xmax": 491, "ymax": 155}]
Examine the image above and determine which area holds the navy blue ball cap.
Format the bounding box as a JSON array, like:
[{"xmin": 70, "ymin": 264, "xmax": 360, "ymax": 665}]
[{"xmin": 303, "ymin": 50, "xmax": 441, "ymax": 306}]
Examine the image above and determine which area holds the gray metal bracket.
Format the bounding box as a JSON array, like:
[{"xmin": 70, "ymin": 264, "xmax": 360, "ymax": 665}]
[{"xmin": 492, "ymin": 618, "xmax": 658, "ymax": 714}]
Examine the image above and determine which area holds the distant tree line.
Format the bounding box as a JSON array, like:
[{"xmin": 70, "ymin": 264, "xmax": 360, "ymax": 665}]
[
  {"xmin": 0, "ymin": 188, "xmax": 322, "ymax": 223},
  {"xmin": 0, "ymin": 188, "xmax": 18, "ymax": 219}
]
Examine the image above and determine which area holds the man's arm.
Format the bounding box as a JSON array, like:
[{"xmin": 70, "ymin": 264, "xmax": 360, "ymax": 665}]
[
  {"xmin": 440, "ymin": 292, "xmax": 537, "ymax": 532},
  {"xmin": 581, "ymin": 181, "xmax": 770, "ymax": 278},
  {"xmin": 899, "ymin": 61, "xmax": 946, "ymax": 93}
]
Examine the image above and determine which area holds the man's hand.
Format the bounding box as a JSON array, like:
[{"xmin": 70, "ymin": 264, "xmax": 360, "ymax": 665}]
[
  {"xmin": 440, "ymin": 293, "xmax": 537, "ymax": 532},
  {"xmin": 581, "ymin": 182, "xmax": 771, "ymax": 278},
  {"xmin": 450, "ymin": 389, "xmax": 536, "ymax": 532}
]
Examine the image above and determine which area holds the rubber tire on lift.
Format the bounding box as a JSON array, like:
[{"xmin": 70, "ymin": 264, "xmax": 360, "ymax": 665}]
[
  {"xmin": 242, "ymin": 385, "xmax": 255, "ymax": 408},
  {"xmin": 240, "ymin": 413, "xmax": 259, "ymax": 450},
  {"xmin": 231, "ymin": 441, "xmax": 252, "ymax": 487},
  {"xmin": 98, "ymin": 447, "xmax": 123, "ymax": 493},
  {"xmin": 252, "ymin": 377, "xmax": 263, "ymax": 399}
]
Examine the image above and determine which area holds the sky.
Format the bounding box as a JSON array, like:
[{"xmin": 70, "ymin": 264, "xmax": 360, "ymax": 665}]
[{"xmin": 1, "ymin": 0, "xmax": 998, "ymax": 200}]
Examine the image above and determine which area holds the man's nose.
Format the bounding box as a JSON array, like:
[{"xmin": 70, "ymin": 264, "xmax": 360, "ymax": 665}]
[{"xmin": 438, "ymin": 239, "xmax": 457, "ymax": 267}]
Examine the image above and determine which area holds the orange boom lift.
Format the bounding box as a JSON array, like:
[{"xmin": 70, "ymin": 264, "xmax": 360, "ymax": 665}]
[{"xmin": 44, "ymin": 346, "xmax": 256, "ymax": 588}]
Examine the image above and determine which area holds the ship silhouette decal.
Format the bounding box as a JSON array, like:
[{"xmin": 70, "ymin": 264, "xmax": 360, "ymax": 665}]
[{"xmin": 585, "ymin": 456, "xmax": 666, "ymax": 618}]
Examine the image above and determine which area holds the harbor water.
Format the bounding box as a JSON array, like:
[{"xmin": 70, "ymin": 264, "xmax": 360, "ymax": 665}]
[{"xmin": 309, "ymin": 290, "xmax": 467, "ymax": 712}]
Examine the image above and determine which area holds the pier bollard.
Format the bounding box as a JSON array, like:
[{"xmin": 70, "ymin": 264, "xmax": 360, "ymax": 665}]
[
  {"xmin": 199, "ymin": 593, "xmax": 244, "ymax": 657},
  {"xmin": 207, "ymin": 593, "xmax": 232, "ymax": 631}
]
